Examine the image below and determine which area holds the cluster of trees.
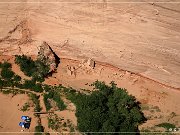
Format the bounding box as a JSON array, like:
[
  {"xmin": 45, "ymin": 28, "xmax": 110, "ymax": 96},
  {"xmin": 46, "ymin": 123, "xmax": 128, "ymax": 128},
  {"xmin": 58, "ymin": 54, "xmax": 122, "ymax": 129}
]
[
  {"xmin": 22, "ymin": 80, "xmax": 43, "ymax": 92},
  {"xmin": 15, "ymin": 55, "xmax": 50, "ymax": 82},
  {"xmin": 0, "ymin": 60, "xmax": 47, "ymax": 93},
  {"xmin": 67, "ymin": 81, "xmax": 146, "ymax": 134},
  {"xmin": 0, "ymin": 62, "xmax": 22, "ymax": 88},
  {"xmin": 44, "ymin": 91, "xmax": 66, "ymax": 111},
  {"xmin": 0, "ymin": 55, "xmax": 60, "ymax": 93}
]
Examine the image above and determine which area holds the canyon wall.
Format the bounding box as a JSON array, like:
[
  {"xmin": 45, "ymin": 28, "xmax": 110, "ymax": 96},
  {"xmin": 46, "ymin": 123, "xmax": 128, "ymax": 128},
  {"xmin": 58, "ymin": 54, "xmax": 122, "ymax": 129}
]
[{"xmin": 0, "ymin": 0, "xmax": 180, "ymax": 88}]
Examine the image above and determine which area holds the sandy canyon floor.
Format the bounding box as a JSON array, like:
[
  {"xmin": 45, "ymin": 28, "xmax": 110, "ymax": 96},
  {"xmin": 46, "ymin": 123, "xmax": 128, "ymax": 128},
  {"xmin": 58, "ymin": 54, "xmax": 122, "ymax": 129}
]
[{"xmin": 0, "ymin": 55, "xmax": 179, "ymax": 133}]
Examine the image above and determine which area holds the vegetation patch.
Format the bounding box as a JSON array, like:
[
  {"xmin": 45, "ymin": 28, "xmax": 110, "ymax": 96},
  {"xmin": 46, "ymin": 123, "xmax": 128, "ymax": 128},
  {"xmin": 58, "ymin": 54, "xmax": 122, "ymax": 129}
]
[
  {"xmin": 0, "ymin": 62, "xmax": 22, "ymax": 88},
  {"xmin": 140, "ymin": 104, "xmax": 150, "ymax": 111},
  {"xmin": 20, "ymin": 102, "xmax": 30, "ymax": 112},
  {"xmin": 34, "ymin": 124, "xmax": 44, "ymax": 135},
  {"xmin": 0, "ymin": 62, "xmax": 12, "ymax": 69},
  {"xmin": 156, "ymin": 123, "xmax": 176, "ymax": 130},
  {"xmin": 67, "ymin": 81, "xmax": 146, "ymax": 134},
  {"xmin": 43, "ymin": 91, "xmax": 66, "ymax": 111},
  {"xmin": 48, "ymin": 113, "xmax": 63, "ymax": 131},
  {"xmin": 28, "ymin": 93, "xmax": 42, "ymax": 113},
  {"xmin": 15, "ymin": 55, "xmax": 50, "ymax": 82},
  {"xmin": 48, "ymin": 113, "xmax": 75, "ymax": 132},
  {"xmin": 22, "ymin": 79, "xmax": 43, "ymax": 93}
]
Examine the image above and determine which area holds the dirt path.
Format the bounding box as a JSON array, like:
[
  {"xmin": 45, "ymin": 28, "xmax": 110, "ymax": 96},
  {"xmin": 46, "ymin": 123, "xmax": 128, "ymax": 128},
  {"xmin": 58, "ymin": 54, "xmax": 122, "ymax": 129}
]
[{"xmin": 2, "ymin": 87, "xmax": 41, "ymax": 96}]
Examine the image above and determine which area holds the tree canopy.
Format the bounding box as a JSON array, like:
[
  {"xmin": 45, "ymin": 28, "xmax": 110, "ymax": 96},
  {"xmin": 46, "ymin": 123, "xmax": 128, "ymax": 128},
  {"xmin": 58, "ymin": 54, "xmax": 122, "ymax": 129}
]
[
  {"xmin": 15, "ymin": 55, "xmax": 49, "ymax": 82},
  {"xmin": 68, "ymin": 81, "xmax": 146, "ymax": 134}
]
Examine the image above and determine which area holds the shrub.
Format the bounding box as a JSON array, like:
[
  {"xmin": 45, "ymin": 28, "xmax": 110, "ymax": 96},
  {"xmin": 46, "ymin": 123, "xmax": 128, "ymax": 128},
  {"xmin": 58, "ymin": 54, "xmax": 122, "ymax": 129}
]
[
  {"xmin": 33, "ymin": 83, "xmax": 43, "ymax": 92},
  {"xmin": 0, "ymin": 79, "xmax": 3, "ymax": 89},
  {"xmin": 20, "ymin": 102, "xmax": 30, "ymax": 112},
  {"xmin": 48, "ymin": 114, "xmax": 61, "ymax": 131},
  {"xmin": 23, "ymin": 80, "xmax": 36, "ymax": 89},
  {"xmin": 156, "ymin": 123, "xmax": 176, "ymax": 130},
  {"xmin": 0, "ymin": 62, "xmax": 12, "ymax": 69},
  {"xmin": 43, "ymin": 85, "xmax": 51, "ymax": 92},
  {"xmin": 43, "ymin": 94, "xmax": 52, "ymax": 111},
  {"xmin": 34, "ymin": 125, "xmax": 44, "ymax": 135},
  {"xmin": 13, "ymin": 75, "xmax": 21, "ymax": 82},
  {"xmin": 1, "ymin": 68, "xmax": 15, "ymax": 80},
  {"xmin": 2, "ymin": 89, "xmax": 12, "ymax": 94}
]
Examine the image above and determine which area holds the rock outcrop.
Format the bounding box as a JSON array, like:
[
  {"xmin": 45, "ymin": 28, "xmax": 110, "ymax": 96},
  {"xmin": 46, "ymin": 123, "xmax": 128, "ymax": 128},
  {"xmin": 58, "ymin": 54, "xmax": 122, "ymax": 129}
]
[{"xmin": 38, "ymin": 41, "xmax": 60, "ymax": 73}]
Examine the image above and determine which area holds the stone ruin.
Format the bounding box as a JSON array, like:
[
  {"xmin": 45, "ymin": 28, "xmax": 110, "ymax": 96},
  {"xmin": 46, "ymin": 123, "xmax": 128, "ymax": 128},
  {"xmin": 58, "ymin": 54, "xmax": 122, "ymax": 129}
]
[
  {"xmin": 67, "ymin": 66, "xmax": 76, "ymax": 77},
  {"xmin": 80, "ymin": 58, "xmax": 95, "ymax": 69},
  {"xmin": 66, "ymin": 58, "xmax": 95, "ymax": 77}
]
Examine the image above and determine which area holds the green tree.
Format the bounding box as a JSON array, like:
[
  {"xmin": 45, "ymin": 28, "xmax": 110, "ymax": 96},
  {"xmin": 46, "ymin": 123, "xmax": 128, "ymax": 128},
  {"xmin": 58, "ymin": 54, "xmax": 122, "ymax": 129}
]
[
  {"xmin": 13, "ymin": 75, "xmax": 21, "ymax": 82},
  {"xmin": 0, "ymin": 79, "xmax": 4, "ymax": 89},
  {"xmin": 1, "ymin": 68, "xmax": 15, "ymax": 80},
  {"xmin": 0, "ymin": 62, "xmax": 12, "ymax": 69},
  {"xmin": 15, "ymin": 55, "xmax": 50, "ymax": 82},
  {"xmin": 34, "ymin": 125, "xmax": 44, "ymax": 135},
  {"xmin": 69, "ymin": 81, "xmax": 146, "ymax": 134}
]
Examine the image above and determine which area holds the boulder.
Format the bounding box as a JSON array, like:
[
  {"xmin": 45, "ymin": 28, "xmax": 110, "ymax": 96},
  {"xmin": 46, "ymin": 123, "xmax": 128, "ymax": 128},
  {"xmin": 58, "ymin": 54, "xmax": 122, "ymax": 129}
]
[{"xmin": 38, "ymin": 41, "xmax": 60, "ymax": 72}]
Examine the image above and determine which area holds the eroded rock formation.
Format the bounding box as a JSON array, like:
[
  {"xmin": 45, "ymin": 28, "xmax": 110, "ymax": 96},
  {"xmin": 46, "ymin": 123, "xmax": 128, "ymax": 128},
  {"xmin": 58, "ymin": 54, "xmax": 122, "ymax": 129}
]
[{"xmin": 38, "ymin": 41, "xmax": 60, "ymax": 73}]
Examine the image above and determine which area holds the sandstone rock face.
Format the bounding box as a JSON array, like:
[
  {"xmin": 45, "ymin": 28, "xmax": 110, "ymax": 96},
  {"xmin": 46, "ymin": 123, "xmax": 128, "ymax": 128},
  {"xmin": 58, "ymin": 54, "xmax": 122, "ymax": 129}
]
[
  {"xmin": 0, "ymin": 1, "xmax": 180, "ymax": 88},
  {"xmin": 38, "ymin": 41, "xmax": 60, "ymax": 73}
]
